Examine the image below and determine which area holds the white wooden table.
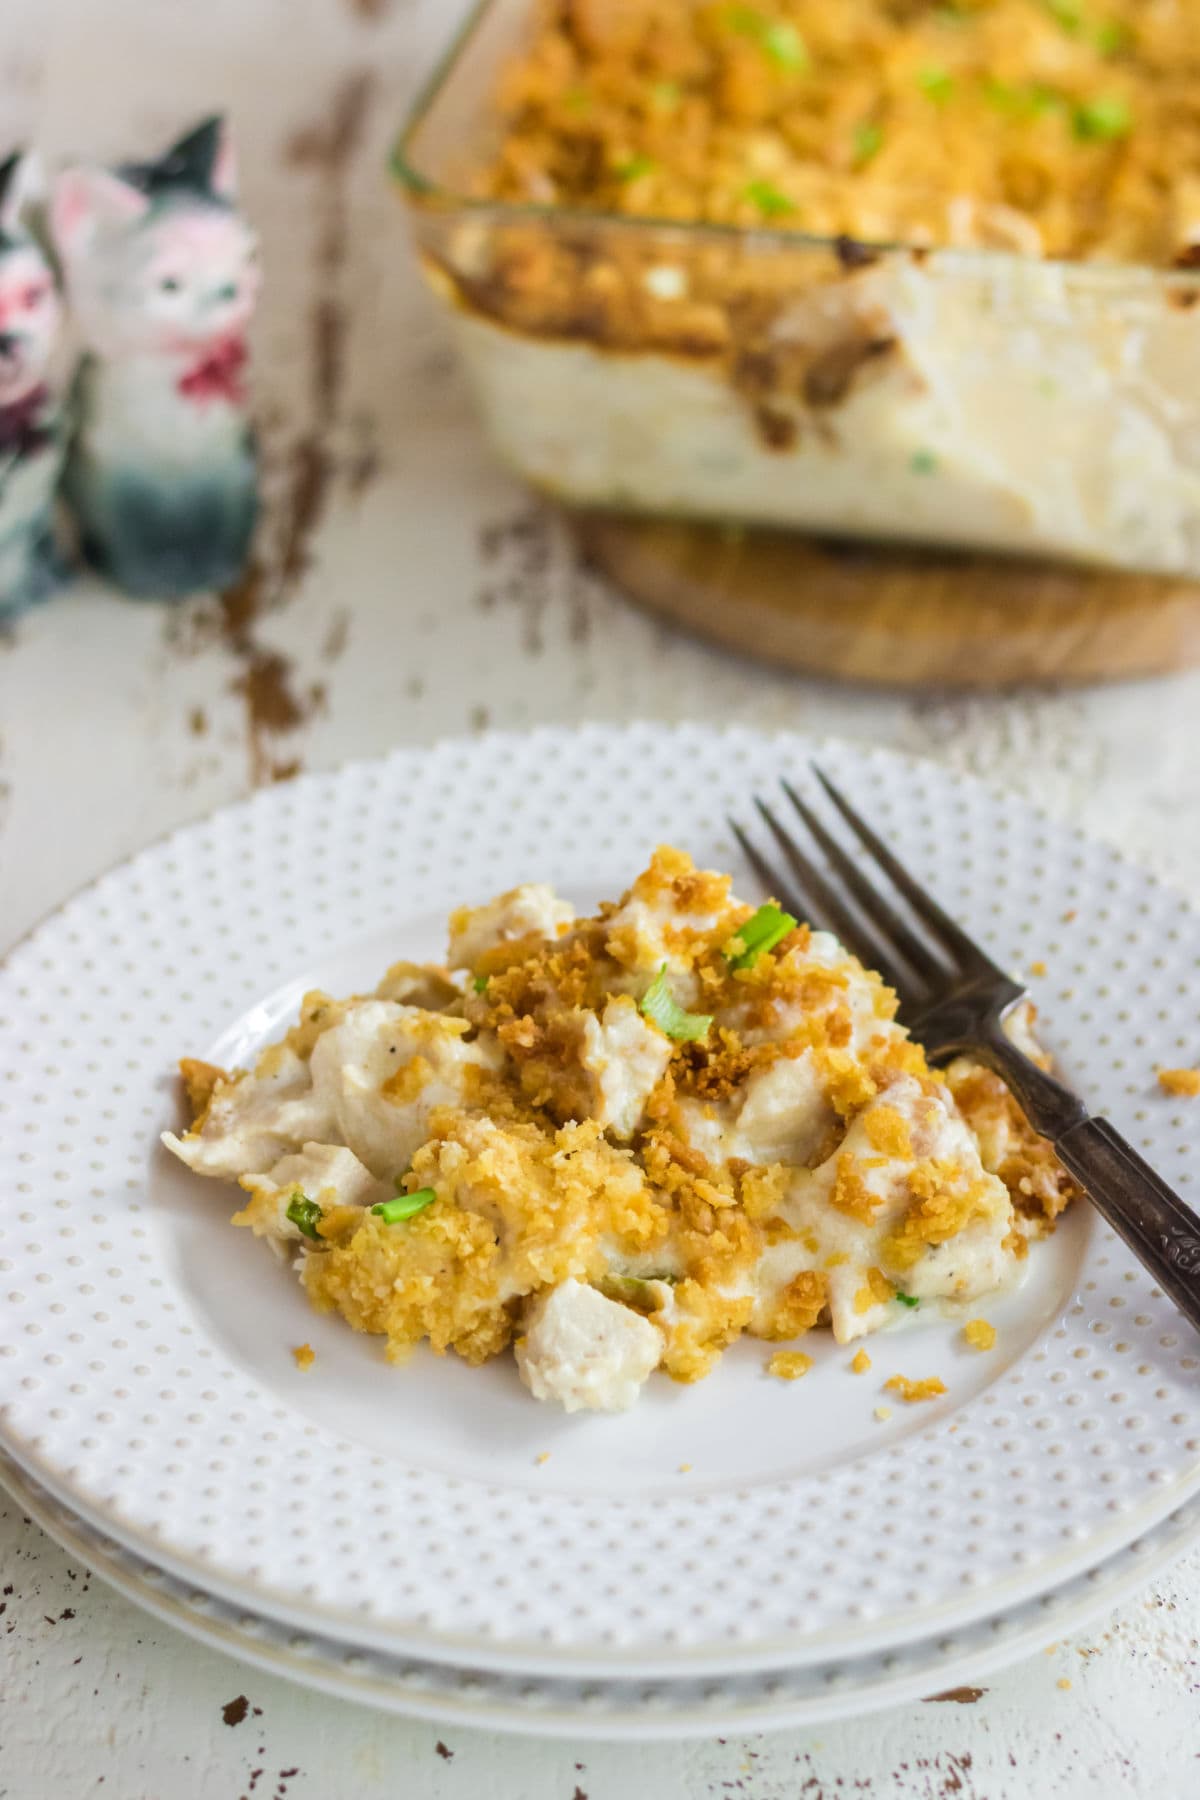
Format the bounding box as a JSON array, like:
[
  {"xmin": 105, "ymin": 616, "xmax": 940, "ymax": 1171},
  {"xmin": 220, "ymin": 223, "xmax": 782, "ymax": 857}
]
[{"xmin": 3, "ymin": 3, "xmax": 1200, "ymax": 1793}]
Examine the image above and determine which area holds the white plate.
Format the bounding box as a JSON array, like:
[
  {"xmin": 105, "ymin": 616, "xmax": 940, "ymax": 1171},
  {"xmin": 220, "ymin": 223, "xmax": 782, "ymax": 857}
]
[
  {"xmin": 1, "ymin": 725, "xmax": 1199, "ymax": 1676},
  {"xmin": 4, "ymin": 1441, "xmax": 1199, "ymax": 1741}
]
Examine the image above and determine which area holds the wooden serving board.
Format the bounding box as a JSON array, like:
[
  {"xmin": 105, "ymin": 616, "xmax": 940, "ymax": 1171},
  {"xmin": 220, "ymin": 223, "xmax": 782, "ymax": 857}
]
[{"xmin": 573, "ymin": 513, "xmax": 1200, "ymax": 688}]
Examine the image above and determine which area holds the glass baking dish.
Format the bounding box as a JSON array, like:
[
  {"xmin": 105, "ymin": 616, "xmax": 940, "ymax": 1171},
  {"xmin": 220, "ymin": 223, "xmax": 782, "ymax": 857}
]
[{"xmin": 394, "ymin": 0, "xmax": 1200, "ymax": 579}]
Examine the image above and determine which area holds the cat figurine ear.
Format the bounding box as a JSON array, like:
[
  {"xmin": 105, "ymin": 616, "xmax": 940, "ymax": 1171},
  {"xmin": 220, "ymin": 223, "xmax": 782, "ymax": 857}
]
[
  {"xmin": 51, "ymin": 166, "xmax": 149, "ymax": 265},
  {"xmin": 118, "ymin": 115, "xmax": 238, "ymax": 204},
  {"xmin": 0, "ymin": 146, "xmax": 70, "ymax": 621},
  {"xmin": 51, "ymin": 114, "xmax": 259, "ymax": 602}
]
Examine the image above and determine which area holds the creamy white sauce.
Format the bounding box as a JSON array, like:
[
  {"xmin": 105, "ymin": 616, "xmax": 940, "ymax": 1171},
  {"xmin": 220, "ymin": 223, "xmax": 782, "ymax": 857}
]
[{"xmin": 448, "ymin": 268, "xmax": 1200, "ymax": 578}]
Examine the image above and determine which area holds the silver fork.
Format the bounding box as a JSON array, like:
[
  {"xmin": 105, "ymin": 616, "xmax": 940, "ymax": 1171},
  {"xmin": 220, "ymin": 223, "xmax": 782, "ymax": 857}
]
[{"xmin": 730, "ymin": 767, "xmax": 1200, "ymax": 1337}]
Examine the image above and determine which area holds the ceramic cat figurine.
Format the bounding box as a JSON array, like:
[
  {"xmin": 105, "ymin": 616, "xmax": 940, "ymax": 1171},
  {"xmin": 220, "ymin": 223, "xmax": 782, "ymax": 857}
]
[
  {"xmin": 0, "ymin": 150, "xmax": 69, "ymax": 621},
  {"xmin": 52, "ymin": 116, "xmax": 260, "ymax": 599}
]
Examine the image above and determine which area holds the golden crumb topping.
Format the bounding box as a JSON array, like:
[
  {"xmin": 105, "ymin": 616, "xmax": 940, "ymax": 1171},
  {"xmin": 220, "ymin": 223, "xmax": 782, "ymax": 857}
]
[
  {"xmin": 884, "ymin": 1373, "xmax": 948, "ymax": 1403},
  {"xmin": 963, "ymin": 1318, "xmax": 997, "ymax": 1351},
  {"xmin": 850, "ymin": 1347, "xmax": 871, "ymax": 1374},
  {"xmin": 291, "ymin": 1343, "xmax": 315, "ymax": 1370},
  {"xmin": 1157, "ymin": 1066, "xmax": 1200, "ymax": 1098},
  {"xmin": 768, "ymin": 1349, "xmax": 813, "ymax": 1381},
  {"xmin": 480, "ymin": 0, "xmax": 1199, "ymax": 267},
  {"xmin": 179, "ymin": 1057, "xmax": 227, "ymax": 1121}
]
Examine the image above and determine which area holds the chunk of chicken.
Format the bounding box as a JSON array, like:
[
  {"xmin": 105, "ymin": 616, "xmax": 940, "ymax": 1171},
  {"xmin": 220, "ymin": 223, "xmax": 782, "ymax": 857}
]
[
  {"xmin": 448, "ymin": 884, "xmax": 574, "ymax": 971},
  {"xmin": 515, "ymin": 1278, "xmax": 663, "ymax": 1412},
  {"xmin": 162, "ymin": 1045, "xmax": 334, "ymax": 1180},
  {"xmin": 234, "ymin": 1142, "xmax": 385, "ymax": 1247}
]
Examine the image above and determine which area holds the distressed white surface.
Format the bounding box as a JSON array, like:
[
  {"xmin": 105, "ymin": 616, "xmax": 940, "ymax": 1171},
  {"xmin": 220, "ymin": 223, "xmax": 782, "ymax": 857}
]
[{"xmin": 1, "ymin": 0, "xmax": 1199, "ymax": 1794}]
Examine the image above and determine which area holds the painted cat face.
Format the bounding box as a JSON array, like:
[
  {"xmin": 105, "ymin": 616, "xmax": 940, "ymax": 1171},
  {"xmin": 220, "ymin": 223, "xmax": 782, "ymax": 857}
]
[
  {"xmin": 53, "ymin": 118, "xmax": 260, "ymax": 361},
  {"xmin": 0, "ymin": 152, "xmax": 61, "ymax": 407}
]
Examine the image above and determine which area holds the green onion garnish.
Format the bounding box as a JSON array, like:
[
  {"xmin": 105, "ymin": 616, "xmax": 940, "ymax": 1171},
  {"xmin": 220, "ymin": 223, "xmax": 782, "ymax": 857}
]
[
  {"xmin": 724, "ymin": 902, "xmax": 799, "ymax": 970},
  {"xmin": 286, "ymin": 1192, "xmax": 323, "ymax": 1240},
  {"xmin": 1093, "ymin": 18, "xmax": 1127, "ymax": 54},
  {"xmin": 472, "ymin": 974, "xmax": 489, "ymax": 993},
  {"xmin": 852, "ymin": 121, "xmax": 883, "ymax": 166},
  {"xmin": 372, "ymin": 1187, "xmax": 437, "ymax": 1224},
  {"xmin": 744, "ymin": 179, "xmax": 795, "ymax": 219},
  {"xmin": 762, "ymin": 22, "xmax": 808, "ymax": 70},
  {"xmin": 911, "ymin": 448, "xmax": 938, "ymax": 474},
  {"xmin": 614, "ymin": 153, "xmax": 657, "ymax": 183},
  {"xmin": 1043, "ymin": 0, "xmax": 1083, "ymax": 30},
  {"xmin": 895, "ymin": 1292, "xmax": 920, "ymax": 1309},
  {"xmin": 916, "ymin": 66, "xmax": 955, "ymax": 103},
  {"xmin": 1073, "ymin": 94, "xmax": 1131, "ymax": 141},
  {"xmin": 724, "ymin": 7, "xmax": 808, "ymax": 70},
  {"xmin": 981, "ymin": 78, "xmax": 1058, "ymax": 118},
  {"xmin": 639, "ymin": 964, "xmax": 714, "ymax": 1042}
]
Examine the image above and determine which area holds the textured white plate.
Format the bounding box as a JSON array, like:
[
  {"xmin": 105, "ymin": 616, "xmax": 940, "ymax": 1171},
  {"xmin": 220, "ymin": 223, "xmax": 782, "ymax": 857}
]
[
  {"xmin": 4, "ymin": 1441, "xmax": 1199, "ymax": 1741},
  {"xmin": 1, "ymin": 726, "xmax": 1199, "ymax": 1677}
]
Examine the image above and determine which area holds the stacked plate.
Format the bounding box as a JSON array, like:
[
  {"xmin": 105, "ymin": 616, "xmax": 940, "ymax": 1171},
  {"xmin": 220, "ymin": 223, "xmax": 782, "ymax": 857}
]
[{"xmin": 2, "ymin": 724, "xmax": 1199, "ymax": 1740}]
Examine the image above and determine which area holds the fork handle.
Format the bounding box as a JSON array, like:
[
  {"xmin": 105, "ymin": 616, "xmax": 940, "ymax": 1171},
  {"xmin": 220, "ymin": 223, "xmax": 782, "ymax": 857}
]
[
  {"xmin": 1053, "ymin": 1116, "xmax": 1200, "ymax": 1336},
  {"xmin": 975, "ymin": 1030, "xmax": 1200, "ymax": 1337}
]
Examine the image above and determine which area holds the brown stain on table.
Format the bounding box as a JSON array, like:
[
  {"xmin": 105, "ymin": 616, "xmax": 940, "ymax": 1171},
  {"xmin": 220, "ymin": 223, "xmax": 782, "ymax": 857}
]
[
  {"xmin": 205, "ymin": 68, "xmax": 377, "ymax": 785},
  {"xmin": 924, "ymin": 1685, "xmax": 987, "ymax": 1704}
]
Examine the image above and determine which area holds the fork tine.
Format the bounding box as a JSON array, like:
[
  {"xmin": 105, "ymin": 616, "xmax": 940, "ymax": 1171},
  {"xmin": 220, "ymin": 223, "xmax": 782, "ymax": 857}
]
[
  {"xmin": 750, "ymin": 798, "xmax": 918, "ymax": 1003},
  {"xmin": 779, "ymin": 779, "xmax": 949, "ymax": 983},
  {"xmin": 810, "ymin": 765, "xmax": 1003, "ymax": 978},
  {"xmin": 727, "ymin": 816, "xmax": 817, "ymax": 917}
]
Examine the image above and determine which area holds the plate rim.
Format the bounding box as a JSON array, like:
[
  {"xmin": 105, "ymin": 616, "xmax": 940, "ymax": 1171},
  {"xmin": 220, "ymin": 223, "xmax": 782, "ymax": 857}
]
[{"xmin": 4, "ymin": 1441, "xmax": 1198, "ymax": 1742}]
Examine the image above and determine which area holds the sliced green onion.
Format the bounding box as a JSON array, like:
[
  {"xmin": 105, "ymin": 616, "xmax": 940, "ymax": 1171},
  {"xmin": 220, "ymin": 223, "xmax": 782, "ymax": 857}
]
[
  {"xmin": 852, "ymin": 121, "xmax": 883, "ymax": 166},
  {"xmin": 910, "ymin": 448, "xmax": 938, "ymax": 475},
  {"xmin": 614, "ymin": 153, "xmax": 657, "ymax": 183},
  {"xmin": 286, "ymin": 1192, "xmax": 323, "ymax": 1241},
  {"xmin": 1043, "ymin": 0, "xmax": 1083, "ymax": 30},
  {"xmin": 916, "ymin": 65, "xmax": 955, "ymax": 103},
  {"xmin": 724, "ymin": 8, "xmax": 808, "ymax": 70},
  {"xmin": 762, "ymin": 22, "xmax": 808, "ymax": 70},
  {"xmin": 472, "ymin": 974, "xmax": 489, "ymax": 993},
  {"xmin": 639, "ymin": 964, "xmax": 713, "ymax": 1042},
  {"xmin": 724, "ymin": 902, "xmax": 799, "ymax": 970},
  {"xmin": 744, "ymin": 179, "xmax": 795, "ymax": 219},
  {"xmin": 895, "ymin": 1292, "xmax": 921, "ymax": 1309},
  {"xmin": 1093, "ymin": 18, "xmax": 1127, "ymax": 54},
  {"xmin": 372, "ymin": 1187, "xmax": 437, "ymax": 1224},
  {"xmin": 1073, "ymin": 94, "xmax": 1131, "ymax": 141}
]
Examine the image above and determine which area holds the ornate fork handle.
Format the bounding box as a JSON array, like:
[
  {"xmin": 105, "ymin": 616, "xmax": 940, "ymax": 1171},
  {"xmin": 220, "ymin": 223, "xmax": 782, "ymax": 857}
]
[{"xmin": 974, "ymin": 1025, "xmax": 1200, "ymax": 1336}]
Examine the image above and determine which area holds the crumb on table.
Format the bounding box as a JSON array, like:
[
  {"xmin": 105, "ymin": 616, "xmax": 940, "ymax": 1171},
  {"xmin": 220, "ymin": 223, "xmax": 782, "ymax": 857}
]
[
  {"xmin": 850, "ymin": 1347, "xmax": 872, "ymax": 1374},
  {"xmin": 1029, "ymin": 960, "xmax": 1047, "ymax": 977},
  {"xmin": 1157, "ymin": 1067, "xmax": 1200, "ymax": 1097},
  {"xmin": 1057, "ymin": 1677, "xmax": 1073, "ymax": 1691},
  {"xmin": 768, "ymin": 1350, "xmax": 813, "ymax": 1381},
  {"xmin": 678, "ymin": 1461, "xmax": 693, "ymax": 1473},
  {"xmin": 963, "ymin": 1318, "xmax": 997, "ymax": 1352},
  {"xmin": 884, "ymin": 1373, "xmax": 947, "ymax": 1403},
  {"xmin": 874, "ymin": 1405, "xmax": 892, "ymax": 1422},
  {"xmin": 292, "ymin": 1343, "xmax": 315, "ymax": 1370},
  {"xmin": 534, "ymin": 1450, "xmax": 551, "ymax": 1465}
]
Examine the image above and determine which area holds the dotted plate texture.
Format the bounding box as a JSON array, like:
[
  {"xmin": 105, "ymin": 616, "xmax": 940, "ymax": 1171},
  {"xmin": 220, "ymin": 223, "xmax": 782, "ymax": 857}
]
[
  {"xmin": 1, "ymin": 726, "xmax": 1198, "ymax": 1679},
  {"xmin": 4, "ymin": 1441, "xmax": 1198, "ymax": 1741}
]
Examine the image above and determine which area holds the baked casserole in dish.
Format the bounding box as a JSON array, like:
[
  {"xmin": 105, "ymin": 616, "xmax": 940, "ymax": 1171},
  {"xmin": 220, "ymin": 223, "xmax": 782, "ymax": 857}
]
[{"xmin": 395, "ymin": 0, "xmax": 1200, "ymax": 576}]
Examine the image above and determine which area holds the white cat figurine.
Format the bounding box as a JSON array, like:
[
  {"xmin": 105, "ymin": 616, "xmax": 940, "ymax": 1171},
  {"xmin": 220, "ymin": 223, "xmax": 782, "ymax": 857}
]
[
  {"xmin": 0, "ymin": 149, "xmax": 68, "ymax": 620},
  {"xmin": 52, "ymin": 116, "xmax": 261, "ymax": 599}
]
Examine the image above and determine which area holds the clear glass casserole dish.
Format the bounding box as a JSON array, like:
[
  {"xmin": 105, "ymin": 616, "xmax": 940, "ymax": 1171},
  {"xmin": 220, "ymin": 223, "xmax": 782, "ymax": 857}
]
[{"xmin": 394, "ymin": 0, "xmax": 1200, "ymax": 579}]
